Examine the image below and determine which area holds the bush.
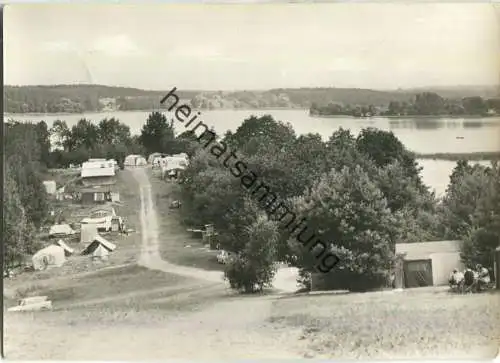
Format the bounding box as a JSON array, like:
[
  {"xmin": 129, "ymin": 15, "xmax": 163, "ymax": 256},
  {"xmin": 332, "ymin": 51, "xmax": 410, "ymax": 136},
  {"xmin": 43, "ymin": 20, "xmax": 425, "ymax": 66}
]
[{"xmin": 224, "ymin": 214, "xmax": 279, "ymax": 293}]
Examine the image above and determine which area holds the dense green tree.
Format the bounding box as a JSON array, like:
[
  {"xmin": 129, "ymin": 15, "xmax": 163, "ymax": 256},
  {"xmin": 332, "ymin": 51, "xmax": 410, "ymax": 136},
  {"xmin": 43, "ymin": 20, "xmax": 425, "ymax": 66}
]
[
  {"xmin": 457, "ymin": 162, "xmax": 500, "ymax": 268},
  {"xmin": 139, "ymin": 112, "xmax": 179, "ymax": 156},
  {"xmin": 441, "ymin": 162, "xmax": 491, "ymax": 240},
  {"xmin": 289, "ymin": 165, "xmax": 398, "ymax": 292},
  {"xmin": 462, "ymin": 96, "xmax": 488, "ymax": 115},
  {"xmin": 224, "ymin": 202, "xmax": 279, "ymax": 293},
  {"xmin": 3, "ymin": 168, "xmax": 37, "ymax": 271},
  {"xmin": 413, "ymin": 92, "xmax": 446, "ymax": 115}
]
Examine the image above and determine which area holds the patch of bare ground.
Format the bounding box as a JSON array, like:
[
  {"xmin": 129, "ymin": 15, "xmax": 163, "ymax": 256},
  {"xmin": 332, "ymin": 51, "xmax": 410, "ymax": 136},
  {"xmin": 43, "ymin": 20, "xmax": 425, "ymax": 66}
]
[
  {"xmin": 269, "ymin": 288, "xmax": 500, "ymax": 359},
  {"xmin": 148, "ymin": 170, "xmax": 224, "ymax": 272}
]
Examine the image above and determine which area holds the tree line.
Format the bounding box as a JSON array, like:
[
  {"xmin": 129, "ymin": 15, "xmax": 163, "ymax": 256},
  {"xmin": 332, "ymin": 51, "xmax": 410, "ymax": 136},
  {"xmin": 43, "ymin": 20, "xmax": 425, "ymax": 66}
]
[
  {"xmin": 310, "ymin": 92, "xmax": 500, "ymax": 117},
  {"xmin": 5, "ymin": 113, "xmax": 499, "ymax": 292},
  {"xmin": 4, "ymin": 121, "xmax": 51, "ymax": 270},
  {"xmin": 8, "ymin": 84, "xmax": 499, "ymax": 114},
  {"xmin": 176, "ymin": 114, "xmax": 500, "ymax": 292}
]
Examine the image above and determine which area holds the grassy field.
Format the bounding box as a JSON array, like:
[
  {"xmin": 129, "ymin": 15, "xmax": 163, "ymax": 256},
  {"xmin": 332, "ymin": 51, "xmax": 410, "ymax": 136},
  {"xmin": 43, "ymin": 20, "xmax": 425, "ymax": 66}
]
[
  {"xmin": 269, "ymin": 288, "xmax": 500, "ymax": 359},
  {"xmin": 5, "ymin": 167, "xmax": 500, "ymax": 360}
]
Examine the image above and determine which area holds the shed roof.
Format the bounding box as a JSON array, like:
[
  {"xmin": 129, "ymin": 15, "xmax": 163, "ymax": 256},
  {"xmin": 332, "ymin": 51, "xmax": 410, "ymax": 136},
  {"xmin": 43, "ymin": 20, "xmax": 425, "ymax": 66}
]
[{"xmin": 396, "ymin": 240, "xmax": 462, "ymax": 260}]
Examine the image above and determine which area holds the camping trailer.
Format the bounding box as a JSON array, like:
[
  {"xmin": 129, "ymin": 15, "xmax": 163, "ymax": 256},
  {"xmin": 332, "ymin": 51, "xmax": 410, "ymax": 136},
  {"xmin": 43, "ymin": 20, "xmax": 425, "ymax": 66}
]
[{"xmin": 80, "ymin": 161, "xmax": 116, "ymax": 187}]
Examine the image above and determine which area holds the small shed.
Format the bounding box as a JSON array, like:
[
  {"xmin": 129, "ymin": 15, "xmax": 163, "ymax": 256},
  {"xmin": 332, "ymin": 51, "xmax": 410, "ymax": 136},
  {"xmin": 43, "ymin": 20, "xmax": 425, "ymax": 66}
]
[
  {"xmin": 43, "ymin": 181, "xmax": 57, "ymax": 195},
  {"xmin": 110, "ymin": 192, "xmax": 120, "ymax": 202},
  {"xmin": 80, "ymin": 223, "xmax": 98, "ymax": 244},
  {"xmin": 55, "ymin": 239, "xmax": 74, "ymax": 256},
  {"xmin": 32, "ymin": 245, "xmax": 66, "ymax": 270},
  {"xmin": 49, "ymin": 224, "xmax": 75, "ymax": 238},
  {"xmin": 395, "ymin": 240, "xmax": 464, "ymax": 288}
]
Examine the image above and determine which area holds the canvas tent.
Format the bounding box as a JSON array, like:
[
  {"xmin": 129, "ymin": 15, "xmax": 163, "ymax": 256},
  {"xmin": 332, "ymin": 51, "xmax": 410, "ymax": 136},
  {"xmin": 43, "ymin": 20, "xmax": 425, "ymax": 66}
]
[
  {"xmin": 32, "ymin": 245, "xmax": 66, "ymax": 270},
  {"xmin": 147, "ymin": 152, "xmax": 164, "ymax": 164},
  {"xmin": 92, "ymin": 244, "xmax": 110, "ymax": 260},
  {"xmin": 395, "ymin": 240, "xmax": 464, "ymax": 288},
  {"xmin": 56, "ymin": 239, "xmax": 74, "ymax": 256},
  {"xmin": 49, "ymin": 224, "xmax": 75, "ymax": 238},
  {"xmin": 81, "ymin": 235, "xmax": 116, "ymax": 259}
]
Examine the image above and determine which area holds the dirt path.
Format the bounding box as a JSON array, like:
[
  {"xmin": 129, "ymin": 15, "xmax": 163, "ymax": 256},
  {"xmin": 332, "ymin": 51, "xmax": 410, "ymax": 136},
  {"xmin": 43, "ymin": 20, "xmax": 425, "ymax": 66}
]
[
  {"xmin": 127, "ymin": 167, "xmax": 306, "ymax": 359},
  {"xmin": 132, "ymin": 167, "xmax": 225, "ymax": 283}
]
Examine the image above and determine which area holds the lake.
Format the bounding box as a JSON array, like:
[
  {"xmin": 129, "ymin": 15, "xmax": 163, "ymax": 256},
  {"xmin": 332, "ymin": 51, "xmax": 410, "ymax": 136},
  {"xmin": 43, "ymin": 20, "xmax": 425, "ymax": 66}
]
[{"xmin": 6, "ymin": 109, "xmax": 499, "ymax": 197}]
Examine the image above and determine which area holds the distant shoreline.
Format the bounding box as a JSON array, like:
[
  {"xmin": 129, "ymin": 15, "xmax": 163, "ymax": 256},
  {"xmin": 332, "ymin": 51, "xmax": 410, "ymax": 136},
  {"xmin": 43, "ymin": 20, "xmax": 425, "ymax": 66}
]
[
  {"xmin": 5, "ymin": 109, "xmax": 500, "ymax": 119},
  {"xmin": 3, "ymin": 107, "xmax": 305, "ymax": 117},
  {"xmin": 415, "ymin": 152, "xmax": 500, "ymax": 161},
  {"xmin": 309, "ymin": 114, "xmax": 500, "ymax": 120}
]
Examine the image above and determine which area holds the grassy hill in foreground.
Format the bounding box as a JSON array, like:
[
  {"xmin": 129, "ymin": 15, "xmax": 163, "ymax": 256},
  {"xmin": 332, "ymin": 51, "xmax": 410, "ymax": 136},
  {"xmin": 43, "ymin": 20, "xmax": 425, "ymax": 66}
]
[{"xmin": 5, "ymin": 84, "xmax": 499, "ymax": 114}]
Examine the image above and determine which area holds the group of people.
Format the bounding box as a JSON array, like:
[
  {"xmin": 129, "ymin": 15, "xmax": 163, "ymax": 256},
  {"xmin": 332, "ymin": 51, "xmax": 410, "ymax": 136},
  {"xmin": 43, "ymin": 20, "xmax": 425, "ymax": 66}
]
[{"xmin": 449, "ymin": 264, "xmax": 492, "ymax": 293}]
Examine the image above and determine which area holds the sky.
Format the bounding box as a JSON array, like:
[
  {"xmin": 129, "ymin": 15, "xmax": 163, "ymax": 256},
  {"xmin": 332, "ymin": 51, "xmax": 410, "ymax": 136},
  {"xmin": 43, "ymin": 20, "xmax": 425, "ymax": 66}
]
[{"xmin": 4, "ymin": 3, "xmax": 500, "ymax": 91}]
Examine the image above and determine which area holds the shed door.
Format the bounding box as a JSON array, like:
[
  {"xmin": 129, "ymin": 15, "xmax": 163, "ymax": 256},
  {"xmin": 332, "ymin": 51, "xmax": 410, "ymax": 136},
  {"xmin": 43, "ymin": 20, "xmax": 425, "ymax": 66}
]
[
  {"xmin": 404, "ymin": 259, "xmax": 433, "ymax": 288},
  {"xmin": 94, "ymin": 193, "xmax": 105, "ymax": 202}
]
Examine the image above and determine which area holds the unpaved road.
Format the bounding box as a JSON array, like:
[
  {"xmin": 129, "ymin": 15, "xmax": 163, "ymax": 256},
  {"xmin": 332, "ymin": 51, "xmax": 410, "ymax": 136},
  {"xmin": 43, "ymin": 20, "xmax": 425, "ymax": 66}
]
[
  {"xmin": 126, "ymin": 167, "xmax": 306, "ymax": 359},
  {"xmin": 133, "ymin": 168, "xmax": 225, "ymax": 283}
]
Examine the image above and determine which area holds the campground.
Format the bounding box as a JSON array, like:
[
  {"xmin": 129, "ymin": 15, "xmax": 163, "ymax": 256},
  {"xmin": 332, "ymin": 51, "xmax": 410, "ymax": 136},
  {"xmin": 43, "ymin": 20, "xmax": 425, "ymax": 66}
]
[{"xmin": 4, "ymin": 167, "xmax": 500, "ymax": 359}]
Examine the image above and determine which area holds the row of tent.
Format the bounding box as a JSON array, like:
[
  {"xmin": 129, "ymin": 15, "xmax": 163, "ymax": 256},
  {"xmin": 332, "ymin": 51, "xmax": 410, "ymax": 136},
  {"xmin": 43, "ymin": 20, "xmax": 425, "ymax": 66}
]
[
  {"xmin": 124, "ymin": 155, "xmax": 147, "ymax": 167},
  {"xmin": 32, "ymin": 235, "xmax": 117, "ymax": 270},
  {"xmin": 123, "ymin": 153, "xmax": 189, "ymax": 168}
]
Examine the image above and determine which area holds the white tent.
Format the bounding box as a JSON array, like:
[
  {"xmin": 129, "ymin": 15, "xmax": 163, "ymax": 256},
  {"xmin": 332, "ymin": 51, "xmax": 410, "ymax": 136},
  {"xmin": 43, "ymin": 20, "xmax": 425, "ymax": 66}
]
[
  {"xmin": 80, "ymin": 223, "xmax": 98, "ymax": 243},
  {"xmin": 124, "ymin": 154, "xmax": 147, "ymax": 167},
  {"xmin": 136, "ymin": 156, "xmax": 147, "ymax": 166},
  {"xmin": 56, "ymin": 239, "xmax": 74, "ymax": 256},
  {"xmin": 49, "ymin": 224, "xmax": 75, "ymax": 237},
  {"xmin": 81, "ymin": 235, "xmax": 116, "ymax": 256},
  {"xmin": 147, "ymin": 152, "xmax": 163, "ymax": 164},
  {"xmin": 43, "ymin": 181, "xmax": 57, "ymax": 195},
  {"xmin": 124, "ymin": 154, "xmax": 139, "ymax": 166},
  {"xmin": 32, "ymin": 245, "xmax": 66, "ymax": 270},
  {"xmin": 92, "ymin": 244, "xmax": 110, "ymax": 260}
]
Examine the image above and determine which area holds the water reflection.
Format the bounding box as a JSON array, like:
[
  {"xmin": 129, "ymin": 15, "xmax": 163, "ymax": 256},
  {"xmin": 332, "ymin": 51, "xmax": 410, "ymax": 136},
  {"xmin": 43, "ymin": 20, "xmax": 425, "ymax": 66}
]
[
  {"xmin": 463, "ymin": 120, "xmax": 485, "ymax": 128},
  {"xmin": 389, "ymin": 117, "xmax": 493, "ymax": 130}
]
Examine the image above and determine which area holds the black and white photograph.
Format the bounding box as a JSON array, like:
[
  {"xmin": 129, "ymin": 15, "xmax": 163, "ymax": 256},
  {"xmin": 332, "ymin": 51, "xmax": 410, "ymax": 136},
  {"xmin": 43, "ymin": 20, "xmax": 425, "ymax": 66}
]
[{"xmin": 3, "ymin": 2, "xmax": 500, "ymax": 360}]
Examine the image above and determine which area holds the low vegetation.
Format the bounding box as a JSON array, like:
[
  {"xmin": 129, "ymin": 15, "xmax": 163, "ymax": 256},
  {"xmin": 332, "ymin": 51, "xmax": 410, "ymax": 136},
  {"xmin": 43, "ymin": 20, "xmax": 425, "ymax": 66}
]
[
  {"xmin": 270, "ymin": 289, "xmax": 500, "ymax": 359},
  {"xmin": 310, "ymin": 92, "xmax": 500, "ymax": 117}
]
